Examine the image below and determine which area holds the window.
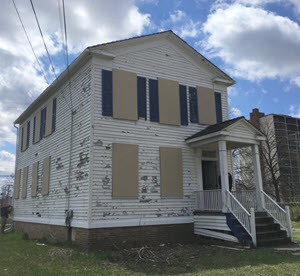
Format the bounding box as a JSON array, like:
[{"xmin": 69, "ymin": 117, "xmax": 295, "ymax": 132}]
[
  {"xmin": 31, "ymin": 162, "xmax": 39, "ymax": 198},
  {"xmin": 149, "ymin": 79, "xmax": 159, "ymax": 122},
  {"xmin": 40, "ymin": 107, "xmax": 47, "ymax": 140},
  {"xmin": 102, "ymin": 70, "xmax": 113, "ymax": 116},
  {"xmin": 14, "ymin": 169, "xmax": 21, "ymax": 199},
  {"xmin": 21, "ymin": 166, "xmax": 28, "ymax": 199},
  {"xmin": 189, "ymin": 87, "xmax": 198, "ymax": 123},
  {"xmin": 26, "ymin": 121, "xmax": 30, "ymax": 149},
  {"xmin": 20, "ymin": 127, "xmax": 24, "ymax": 152},
  {"xmin": 52, "ymin": 98, "xmax": 57, "ymax": 132},
  {"xmin": 215, "ymin": 92, "xmax": 222, "ymax": 123},
  {"xmin": 197, "ymin": 86, "xmax": 217, "ymax": 125},
  {"xmin": 32, "ymin": 116, "xmax": 36, "ymax": 144},
  {"xmin": 137, "ymin": 76, "xmax": 147, "ymax": 119},
  {"xmin": 112, "ymin": 143, "xmax": 139, "ymax": 198},
  {"xmin": 160, "ymin": 147, "xmax": 183, "ymax": 197},
  {"xmin": 179, "ymin": 85, "xmax": 188, "ymax": 125}
]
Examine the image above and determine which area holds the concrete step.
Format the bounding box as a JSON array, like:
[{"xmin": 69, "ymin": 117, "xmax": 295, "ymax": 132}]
[
  {"xmin": 255, "ymin": 216, "xmax": 274, "ymax": 224},
  {"xmin": 256, "ymin": 230, "xmax": 287, "ymax": 240},
  {"xmin": 256, "ymin": 223, "xmax": 280, "ymax": 232},
  {"xmin": 255, "ymin": 212, "xmax": 268, "ymax": 217}
]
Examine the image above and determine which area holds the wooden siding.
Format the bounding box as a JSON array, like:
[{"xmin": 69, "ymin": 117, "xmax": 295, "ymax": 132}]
[
  {"xmin": 13, "ymin": 61, "xmax": 92, "ymax": 228},
  {"xmin": 90, "ymin": 40, "xmax": 230, "ymax": 225}
]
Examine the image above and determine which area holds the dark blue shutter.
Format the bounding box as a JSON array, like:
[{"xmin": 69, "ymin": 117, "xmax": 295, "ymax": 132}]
[
  {"xmin": 189, "ymin": 87, "xmax": 199, "ymax": 123},
  {"xmin": 32, "ymin": 116, "xmax": 36, "ymax": 144},
  {"xmin": 215, "ymin": 92, "xmax": 222, "ymax": 123},
  {"xmin": 40, "ymin": 107, "xmax": 47, "ymax": 140},
  {"xmin": 137, "ymin": 76, "xmax": 147, "ymax": 119},
  {"xmin": 52, "ymin": 98, "xmax": 57, "ymax": 132},
  {"xmin": 179, "ymin": 85, "xmax": 188, "ymax": 125},
  {"xmin": 102, "ymin": 70, "xmax": 113, "ymax": 116},
  {"xmin": 149, "ymin": 79, "xmax": 159, "ymax": 122},
  {"xmin": 26, "ymin": 121, "xmax": 30, "ymax": 149},
  {"xmin": 20, "ymin": 127, "xmax": 24, "ymax": 151}
]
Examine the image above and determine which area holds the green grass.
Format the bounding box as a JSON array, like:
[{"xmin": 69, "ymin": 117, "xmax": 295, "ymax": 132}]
[
  {"xmin": 293, "ymin": 221, "xmax": 300, "ymax": 242},
  {"xmin": 0, "ymin": 223, "xmax": 300, "ymax": 275}
]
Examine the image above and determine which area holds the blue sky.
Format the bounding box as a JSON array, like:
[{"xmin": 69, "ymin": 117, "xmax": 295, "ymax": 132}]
[{"xmin": 1, "ymin": 0, "xmax": 300, "ymax": 175}]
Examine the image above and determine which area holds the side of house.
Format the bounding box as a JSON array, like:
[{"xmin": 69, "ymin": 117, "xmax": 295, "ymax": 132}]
[{"xmin": 13, "ymin": 57, "xmax": 93, "ymax": 240}]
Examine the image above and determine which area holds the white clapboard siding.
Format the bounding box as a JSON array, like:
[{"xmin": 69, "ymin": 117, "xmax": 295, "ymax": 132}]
[
  {"xmin": 194, "ymin": 215, "xmax": 238, "ymax": 243},
  {"xmin": 90, "ymin": 40, "xmax": 230, "ymax": 223},
  {"xmin": 13, "ymin": 61, "xmax": 92, "ymax": 227}
]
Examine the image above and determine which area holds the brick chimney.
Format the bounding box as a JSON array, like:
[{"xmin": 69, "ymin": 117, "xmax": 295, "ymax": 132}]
[{"xmin": 250, "ymin": 108, "xmax": 265, "ymax": 129}]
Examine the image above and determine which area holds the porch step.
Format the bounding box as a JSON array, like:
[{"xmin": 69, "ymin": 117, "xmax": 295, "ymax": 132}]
[
  {"xmin": 255, "ymin": 216, "xmax": 274, "ymax": 224},
  {"xmin": 256, "ymin": 223, "xmax": 280, "ymax": 232},
  {"xmin": 256, "ymin": 230, "xmax": 287, "ymax": 240},
  {"xmin": 257, "ymin": 237, "xmax": 291, "ymax": 247}
]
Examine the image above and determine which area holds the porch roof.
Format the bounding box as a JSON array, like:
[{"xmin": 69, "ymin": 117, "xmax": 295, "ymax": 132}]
[{"xmin": 186, "ymin": 117, "xmax": 266, "ymax": 149}]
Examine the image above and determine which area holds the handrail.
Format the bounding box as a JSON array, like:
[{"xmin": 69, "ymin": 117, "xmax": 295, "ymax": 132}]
[
  {"xmin": 261, "ymin": 191, "xmax": 294, "ymax": 241},
  {"xmin": 194, "ymin": 190, "xmax": 222, "ymax": 211},
  {"xmin": 232, "ymin": 190, "xmax": 257, "ymax": 212},
  {"xmin": 227, "ymin": 190, "xmax": 257, "ymax": 247}
]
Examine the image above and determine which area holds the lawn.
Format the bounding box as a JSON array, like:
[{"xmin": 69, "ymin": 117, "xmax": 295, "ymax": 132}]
[{"xmin": 0, "ymin": 223, "xmax": 299, "ymax": 275}]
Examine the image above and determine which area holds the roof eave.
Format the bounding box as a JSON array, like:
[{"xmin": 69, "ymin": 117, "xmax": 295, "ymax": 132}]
[{"xmin": 14, "ymin": 49, "xmax": 93, "ymax": 125}]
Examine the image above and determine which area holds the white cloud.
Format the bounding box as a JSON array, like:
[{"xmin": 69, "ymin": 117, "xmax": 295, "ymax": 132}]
[
  {"xmin": 0, "ymin": 0, "xmax": 151, "ymax": 149},
  {"xmin": 201, "ymin": 3, "xmax": 300, "ymax": 86},
  {"xmin": 163, "ymin": 9, "xmax": 201, "ymax": 38},
  {"xmin": 231, "ymin": 107, "xmax": 242, "ymax": 117},
  {"xmin": 273, "ymin": 97, "xmax": 279, "ymax": 103},
  {"xmin": 0, "ymin": 151, "xmax": 15, "ymax": 175},
  {"xmin": 289, "ymin": 105, "xmax": 300, "ymax": 118}
]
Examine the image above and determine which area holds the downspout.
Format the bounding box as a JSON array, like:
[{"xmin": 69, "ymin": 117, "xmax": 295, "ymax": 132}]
[{"xmin": 12, "ymin": 123, "xmax": 19, "ymax": 228}]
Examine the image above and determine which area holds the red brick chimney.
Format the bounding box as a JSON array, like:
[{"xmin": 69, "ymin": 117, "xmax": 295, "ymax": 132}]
[{"xmin": 250, "ymin": 108, "xmax": 265, "ymax": 129}]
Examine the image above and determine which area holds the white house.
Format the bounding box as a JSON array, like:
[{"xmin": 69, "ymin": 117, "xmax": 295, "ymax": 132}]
[{"xmin": 13, "ymin": 31, "xmax": 293, "ymax": 249}]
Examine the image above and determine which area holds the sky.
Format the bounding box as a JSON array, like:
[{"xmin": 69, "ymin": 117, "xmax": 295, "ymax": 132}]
[{"xmin": 0, "ymin": 0, "xmax": 300, "ymax": 177}]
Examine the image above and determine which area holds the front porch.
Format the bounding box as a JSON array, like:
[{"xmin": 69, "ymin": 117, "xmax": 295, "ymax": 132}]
[{"xmin": 186, "ymin": 117, "xmax": 294, "ymax": 247}]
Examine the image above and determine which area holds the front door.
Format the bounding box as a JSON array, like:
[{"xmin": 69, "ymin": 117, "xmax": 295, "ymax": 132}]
[{"xmin": 202, "ymin": 161, "xmax": 218, "ymax": 190}]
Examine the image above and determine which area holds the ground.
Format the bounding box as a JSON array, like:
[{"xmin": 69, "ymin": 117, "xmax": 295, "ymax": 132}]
[{"xmin": 0, "ymin": 220, "xmax": 299, "ymax": 275}]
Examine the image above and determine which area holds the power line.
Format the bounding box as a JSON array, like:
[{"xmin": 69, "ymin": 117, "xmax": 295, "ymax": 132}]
[
  {"xmin": 11, "ymin": 0, "xmax": 49, "ymax": 84},
  {"xmin": 62, "ymin": 0, "xmax": 69, "ymax": 69},
  {"xmin": 29, "ymin": 0, "xmax": 58, "ymax": 79}
]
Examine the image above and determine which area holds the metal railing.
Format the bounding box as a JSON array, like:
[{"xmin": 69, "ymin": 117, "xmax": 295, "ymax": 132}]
[
  {"xmin": 195, "ymin": 190, "xmax": 222, "ymax": 211},
  {"xmin": 262, "ymin": 191, "xmax": 294, "ymax": 241},
  {"xmin": 227, "ymin": 190, "xmax": 257, "ymax": 247},
  {"xmin": 232, "ymin": 190, "xmax": 257, "ymax": 212}
]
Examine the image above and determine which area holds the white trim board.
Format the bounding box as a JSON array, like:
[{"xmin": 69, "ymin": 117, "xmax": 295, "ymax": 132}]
[{"xmin": 13, "ymin": 216, "xmax": 193, "ymax": 229}]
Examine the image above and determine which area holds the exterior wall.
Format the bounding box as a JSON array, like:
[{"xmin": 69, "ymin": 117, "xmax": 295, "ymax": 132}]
[
  {"xmin": 89, "ymin": 39, "xmax": 230, "ymax": 228},
  {"xmin": 13, "ymin": 60, "xmax": 93, "ymax": 228}
]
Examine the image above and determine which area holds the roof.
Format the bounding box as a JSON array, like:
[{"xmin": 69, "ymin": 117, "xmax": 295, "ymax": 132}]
[
  {"xmin": 15, "ymin": 30, "xmax": 235, "ymax": 125},
  {"xmin": 186, "ymin": 117, "xmax": 245, "ymax": 141}
]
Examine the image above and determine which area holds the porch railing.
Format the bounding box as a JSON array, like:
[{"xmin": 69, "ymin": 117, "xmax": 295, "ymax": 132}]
[
  {"xmin": 227, "ymin": 190, "xmax": 257, "ymax": 247},
  {"xmin": 262, "ymin": 191, "xmax": 294, "ymax": 241},
  {"xmin": 232, "ymin": 190, "xmax": 257, "ymax": 212},
  {"xmin": 195, "ymin": 190, "xmax": 222, "ymax": 211}
]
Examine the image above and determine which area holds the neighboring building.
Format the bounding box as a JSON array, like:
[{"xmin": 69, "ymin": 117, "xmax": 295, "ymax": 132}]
[
  {"xmin": 250, "ymin": 108, "xmax": 300, "ymax": 202},
  {"xmin": 12, "ymin": 31, "xmax": 292, "ymax": 249}
]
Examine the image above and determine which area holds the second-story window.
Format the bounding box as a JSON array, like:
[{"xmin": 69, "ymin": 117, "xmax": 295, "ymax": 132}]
[
  {"xmin": 40, "ymin": 107, "xmax": 47, "ymax": 140},
  {"xmin": 52, "ymin": 98, "xmax": 57, "ymax": 132},
  {"xmin": 26, "ymin": 121, "xmax": 30, "ymax": 149}
]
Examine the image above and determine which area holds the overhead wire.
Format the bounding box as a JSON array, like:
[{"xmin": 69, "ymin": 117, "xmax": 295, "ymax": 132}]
[
  {"xmin": 29, "ymin": 0, "xmax": 58, "ymax": 79},
  {"xmin": 11, "ymin": 0, "xmax": 49, "ymax": 84}
]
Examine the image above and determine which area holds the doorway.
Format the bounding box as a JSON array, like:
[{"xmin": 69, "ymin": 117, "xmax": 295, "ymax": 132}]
[{"xmin": 202, "ymin": 160, "xmax": 219, "ymax": 190}]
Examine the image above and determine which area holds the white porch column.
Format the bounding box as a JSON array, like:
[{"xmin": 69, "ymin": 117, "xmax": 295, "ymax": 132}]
[
  {"xmin": 219, "ymin": 140, "xmax": 229, "ymax": 212},
  {"xmin": 251, "ymin": 144, "xmax": 265, "ymax": 211}
]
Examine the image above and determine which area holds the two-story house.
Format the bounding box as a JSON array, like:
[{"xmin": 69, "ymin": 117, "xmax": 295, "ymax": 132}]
[{"xmin": 13, "ymin": 31, "xmax": 293, "ymax": 249}]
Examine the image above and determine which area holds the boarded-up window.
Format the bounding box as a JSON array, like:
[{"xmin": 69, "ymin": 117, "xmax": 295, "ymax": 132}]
[
  {"xmin": 14, "ymin": 169, "xmax": 21, "ymax": 199},
  {"xmin": 160, "ymin": 147, "xmax": 183, "ymax": 197},
  {"xmin": 149, "ymin": 79, "xmax": 159, "ymax": 122},
  {"xmin": 45, "ymin": 100, "xmax": 53, "ymax": 136},
  {"xmin": 40, "ymin": 107, "xmax": 47, "ymax": 140},
  {"xmin": 42, "ymin": 156, "xmax": 51, "ymax": 196},
  {"xmin": 102, "ymin": 70, "xmax": 113, "ymax": 116},
  {"xmin": 34, "ymin": 111, "xmax": 41, "ymax": 144},
  {"xmin": 189, "ymin": 87, "xmax": 199, "ymax": 123},
  {"xmin": 179, "ymin": 85, "xmax": 188, "ymax": 125},
  {"xmin": 158, "ymin": 78, "xmax": 180, "ymax": 126},
  {"xmin": 137, "ymin": 76, "xmax": 147, "ymax": 119},
  {"xmin": 112, "ymin": 143, "xmax": 138, "ymax": 198},
  {"xmin": 197, "ymin": 86, "xmax": 217, "ymax": 125},
  {"xmin": 21, "ymin": 166, "xmax": 28, "ymax": 199},
  {"xmin": 31, "ymin": 162, "xmax": 39, "ymax": 198},
  {"xmin": 215, "ymin": 92, "xmax": 222, "ymax": 123},
  {"xmin": 113, "ymin": 69, "xmax": 137, "ymax": 121}
]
